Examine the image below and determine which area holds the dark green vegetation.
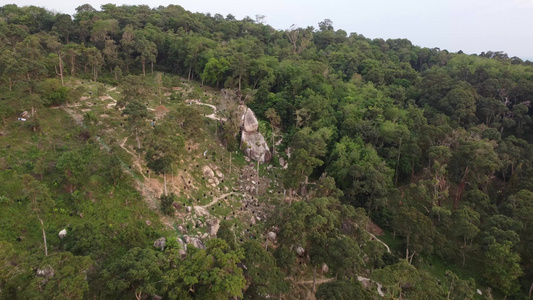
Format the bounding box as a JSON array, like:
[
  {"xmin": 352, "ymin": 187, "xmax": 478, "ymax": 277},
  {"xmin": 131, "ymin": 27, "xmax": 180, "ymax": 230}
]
[{"xmin": 1, "ymin": 3, "xmax": 533, "ymax": 299}]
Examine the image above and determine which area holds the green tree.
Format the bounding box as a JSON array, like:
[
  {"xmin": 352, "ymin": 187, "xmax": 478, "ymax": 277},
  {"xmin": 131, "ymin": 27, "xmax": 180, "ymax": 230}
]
[
  {"xmin": 393, "ymin": 206, "xmax": 435, "ymax": 263},
  {"xmin": 201, "ymin": 57, "xmax": 229, "ymax": 88},
  {"xmin": 144, "ymin": 123, "xmax": 184, "ymax": 195},
  {"xmin": 26, "ymin": 252, "xmax": 93, "ymax": 300},
  {"xmin": 163, "ymin": 239, "xmax": 246, "ymax": 299},
  {"xmin": 102, "ymin": 247, "xmax": 166, "ymax": 300},
  {"xmin": 56, "ymin": 151, "xmax": 88, "ymax": 193},
  {"xmin": 316, "ymin": 279, "xmax": 370, "ymax": 300},
  {"xmin": 483, "ymin": 242, "xmax": 523, "ymax": 297},
  {"xmin": 451, "ymin": 206, "xmax": 480, "ymax": 267},
  {"xmin": 122, "ymin": 101, "xmax": 148, "ymax": 149},
  {"xmin": 242, "ymin": 240, "xmax": 289, "ymax": 299}
]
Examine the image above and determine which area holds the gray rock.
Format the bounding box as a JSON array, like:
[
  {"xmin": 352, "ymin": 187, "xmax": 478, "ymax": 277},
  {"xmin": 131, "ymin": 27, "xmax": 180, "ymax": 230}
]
[
  {"xmin": 202, "ymin": 165, "xmax": 215, "ymax": 178},
  {"xmin": 243, "ymin": 108, "xmax": 259, "ymax": 132},
  {"xmin": 58, "ymin": 229, "xmax": 67, "ymax": 240},
  {"xmin": 241, "ymin": 108, "xmax": 271, "ymax": 163},
  {"xmin": 177, "ymin": 238, "xmax": 187, "ymax": 252},
  {"xmin": 191, "ymin": 238, "xmax": 206, "ymax": 249},
  {"xmin": 208, "ymin": 219, "xmax": 220, "ymax": 237},
  {"xmin": 154, "ymin": 237, "xmax": 166, "ymax": 250},
  {"xmin": 296, "ymin": 246, "xmax": 305, "ymax": 256},
  {"xmin": 267, "ymin": 231, "xmax": 277, "ymax": 241},
  {"xmin": 177, "ymin": 225, "xmax": 187, "ymax": 234},
  {"xmin": 322, "ymin": 263, "xmax": 329, "ymax": 273},
  {"xmin": 36, "ymin": 266, "xmax": 54, "ymax": 279}
]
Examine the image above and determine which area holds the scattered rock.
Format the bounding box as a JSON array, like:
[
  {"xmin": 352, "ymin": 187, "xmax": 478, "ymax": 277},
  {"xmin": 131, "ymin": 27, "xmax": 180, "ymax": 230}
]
[
  {"xmin": 58, "ymin": 229, "xmax": 67, "ymax": 240},
  {"xmin": 154, "ymin": 237, "xmax": 166, "ymax": 250},
  {"xmin": 145, "ymin": 220, "xmax": 152, "ymax": 226},
  {"xmin": 177, "ymin": 225, "xmax": 187, "ymax": 234},
  {"xmin": 250, "ymin": 216, "xmax": 256, "ymax": 226},
  {"xmin": 186, "ymin": 206, "xmax": 192, "ymax": 213},
  {"xmin": 36, "ymin": 266, "xmax": 54, "ymax": 279},
  {"xmin": 476, "ymin": 289, "xmax": 482, "ymax": 295},
  {"xmin": 267, "ymin": 232, "xmax": 277, "ymax": 241},
  {"xmin": 322, "ymin": 263, "xmax": 329, "ymax": 273},
  {"xmin": 296, "ymin": 246, "xmax": 305, "ymax": 256}
]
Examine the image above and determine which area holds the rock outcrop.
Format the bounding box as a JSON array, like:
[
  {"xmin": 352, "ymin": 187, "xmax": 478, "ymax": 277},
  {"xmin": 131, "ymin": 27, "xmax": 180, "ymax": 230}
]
[{"xmin": 241, "ymin": 108, "xmax": 271, "ymax": 163}]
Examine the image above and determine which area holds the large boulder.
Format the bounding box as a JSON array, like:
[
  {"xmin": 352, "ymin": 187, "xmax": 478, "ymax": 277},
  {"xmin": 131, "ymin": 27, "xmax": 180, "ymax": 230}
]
[
  {"xmin": 241, "ymin": 108, "xmax": 271, "ymax": 163},
  {"xmin": 190, "ymin": 237, "xmax": 206, "ymax": 249},
  {"xmin": 241, "ymin": 131, "xmax": 272, "ymax": 163},
  {"xmin": 267, "ymin": 232, "xmax": 277, "ymax": 241},
  {"xmin": 208, "ymin": 219, "xmax": 220, "ymax": 237},
  {"xmin": 243, "ymin": 108, "xmax": 259, "ymax": 132},
  {"xmin": 202, "ymin": 165, "xmax": 215, "ymax": 179}
]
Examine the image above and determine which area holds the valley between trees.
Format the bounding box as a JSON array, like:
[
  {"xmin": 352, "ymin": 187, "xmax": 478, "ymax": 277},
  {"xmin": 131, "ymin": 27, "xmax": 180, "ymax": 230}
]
[{"xmin": 1, "ymin": 3, "xmax": 533, "ymax": 300}]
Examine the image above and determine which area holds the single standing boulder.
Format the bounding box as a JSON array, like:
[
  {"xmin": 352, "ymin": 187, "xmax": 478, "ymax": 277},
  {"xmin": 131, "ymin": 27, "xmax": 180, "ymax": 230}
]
[
  {"xmin": 58, "ymin": 229, "xmax": 67, "ymax": 240},
  {"xmin": 241, "ymin": 108, "xmax": 271, "ymax": 163}
]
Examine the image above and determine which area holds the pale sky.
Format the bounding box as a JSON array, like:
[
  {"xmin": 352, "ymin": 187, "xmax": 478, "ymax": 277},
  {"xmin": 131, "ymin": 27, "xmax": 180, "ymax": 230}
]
[{"xmin": 8, "ymin": 0, "xmax": 533, "ymax": 60}]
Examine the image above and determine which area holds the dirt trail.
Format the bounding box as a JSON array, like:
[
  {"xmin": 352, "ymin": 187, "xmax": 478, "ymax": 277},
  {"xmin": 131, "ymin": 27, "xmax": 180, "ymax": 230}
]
[
  {"xmin": 193, "ymin": 192, "xmax": 237, "ymax": 216},
  {"xmin": 188, "ymin": 100, "xmax": 227, "ymax": 121},
  {"xmin": 200, "ymin": 192, "xmax": 236, "ymax": 208},
  {"xmin": 119, "ymin": 137, "xmax": 147, "ymax": 180},
  {"xmin": 358, "ymin": 276, "xmax": 385, "ymax": 297},
  {"xmin": 366, "ymin": 231, "xmax": 391, "ymax": 253},
  {"xmin": 295, "ymin": 278, "xmax": 334, "ymax": 285}
]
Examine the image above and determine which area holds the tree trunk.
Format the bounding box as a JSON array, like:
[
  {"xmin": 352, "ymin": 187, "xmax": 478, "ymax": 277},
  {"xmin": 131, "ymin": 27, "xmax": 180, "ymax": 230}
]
[
  {"xmin": 8, "ymin": 77, "xmax": 12, "ymax": 91},
  {"xmin": 312, "ymin": 264, "xmax": 317, "ymax": 292},
  {"xmin": 57, "ymin": 53, "xmax": 64, "ymax": 86},
  {"xmin": 38, "ymin": 216, "xmax": 48, "ymax": 256},
  {"xmin": 256, "ymin": 160, "xmax": 259, "ymax": 196},
  {"xmin": 238, "ymin": 75, "xmax": 242, "ymax": 92},
  {"xmin": 142, "ymin": 61, "xmax": 146, "ymax": 76},
  {"xmin": 188, "ymin": 67, "xmax": 192, "ymax": 81},
  {"xmin": 289, "ymin": 188, "xmax": 292, "ymax": 206},
  {"xmin": 271, "ymin": 127, "xmax": 275, "ymax": 157},
  {"xmin": 171, "ymin": 163, "xmax": 174, "ymax": 192},
  {"xmin": 395, "ymin": 140, "xmax": 402, "ymax": 186},
  {"xmin": 528, "ymin": 280, "xmax": 533, "ymax": 299},
  {"xmin": 135, "ymin": 128, "xmax": 141, "ymax": 149},
  {"xmin": 151, "ymin": 61, "xmax": 154, "ymax": 74},
  {"xmin": 405, "ymin": 234, "xmax": 410, "ymax": 261},
  {"xmin": 454, "ymin": 167, "xmax": 469, "ymax": 209},
  {"xmin": 164, "ymin": 172, "xmax": 167, "ymax": 196},
  {"xmin": 70, "ymin": 55, "xmax": 76, "ymax": 76},
  {"xmin": 229, "ymin": 152, "xmax": 232, "ymax": 174}
]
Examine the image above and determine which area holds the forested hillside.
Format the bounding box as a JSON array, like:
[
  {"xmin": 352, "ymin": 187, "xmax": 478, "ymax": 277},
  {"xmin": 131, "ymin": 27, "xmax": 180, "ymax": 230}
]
[{"xmin": 1, "ymin": 3, "xmax": 533, "ymax": 299}]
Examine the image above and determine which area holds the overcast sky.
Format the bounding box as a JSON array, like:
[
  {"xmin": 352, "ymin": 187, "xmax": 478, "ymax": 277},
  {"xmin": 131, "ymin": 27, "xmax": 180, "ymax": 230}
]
[{"xmin": 9, "ymin": 0, "xmax": 533, "ymax": 60}]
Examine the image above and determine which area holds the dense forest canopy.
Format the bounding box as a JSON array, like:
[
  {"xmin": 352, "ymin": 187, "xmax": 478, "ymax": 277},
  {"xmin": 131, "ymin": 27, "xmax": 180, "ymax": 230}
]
[{"xmin": 0, "ymin": 3, "xmax": 533, "ymax": 299}]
